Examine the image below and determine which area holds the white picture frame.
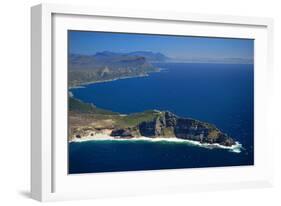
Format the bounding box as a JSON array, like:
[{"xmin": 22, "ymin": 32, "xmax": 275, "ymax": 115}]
[{"xmin": 31, "ymin": 3, "xmax": 274, "ymax": 202}]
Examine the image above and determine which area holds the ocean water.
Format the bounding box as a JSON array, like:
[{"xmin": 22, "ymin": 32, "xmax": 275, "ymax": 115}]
[{"xmin": 69, "ymin": 63, "xmax": 254, "ymax": 174}]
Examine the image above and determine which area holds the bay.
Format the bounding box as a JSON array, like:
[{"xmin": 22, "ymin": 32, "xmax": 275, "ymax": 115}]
[{"xmin": 69, "ymin": 63, "xmax": 254, "ymax": 174}]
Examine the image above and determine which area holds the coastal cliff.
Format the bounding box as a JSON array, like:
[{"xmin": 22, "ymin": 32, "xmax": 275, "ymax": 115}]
[
  {"xmin": 68, "ymin": 51, "xmax": 164, "ymax": 87},
  {"xmin": 69, "ymin": 97, "xmax": 235, "ymax": 147},
  {"xmin": 111, "ymin": 111, "xmax": 235, "ymax": 146}
]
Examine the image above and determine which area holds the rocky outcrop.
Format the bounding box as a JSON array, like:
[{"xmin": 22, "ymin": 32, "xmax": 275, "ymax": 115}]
[
  {"xmin": 139, "ymin": 111, "xmax": 176, "ymax": 137},
  {"xmin": 111, "ymin": 128, "xmax": 134, "ymax": 138},
  {"xmin": 69, "ymin": 52, "xmax": 160, "ymax": 87},
  {"xmin": 69, "ymin": 96, "xmax": 236, "ymax": 146},
  {"xmin": 138, "ymin": 111, "xmax": 235, "ymax": 146}
]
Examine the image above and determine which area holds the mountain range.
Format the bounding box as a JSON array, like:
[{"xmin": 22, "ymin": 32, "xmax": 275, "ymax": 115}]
[{"xmin": 68, "ymin": 51, "xmax": 168, "ymax": 86}]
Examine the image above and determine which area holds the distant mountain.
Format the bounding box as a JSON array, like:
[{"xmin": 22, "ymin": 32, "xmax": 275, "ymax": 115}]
[
  {"xmin": 70, "ymin": 52, "xmax": 152, "ymax": 71},
  {"xmin": 69, "ymin": 51, "xmax": 161, "ymax": 87},
  {"xmin": 127, "ymin": 51, "xmax": 169, "ymax": 62},
  {"xmin": 69, "ymin": 51, "xmax": 169, "ymax": 71}
]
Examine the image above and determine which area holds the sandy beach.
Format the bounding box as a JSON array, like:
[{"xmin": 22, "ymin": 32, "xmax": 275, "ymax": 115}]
[{"xmin": 70, "ymin": 131, "xmax": 243, "ymax": 153}]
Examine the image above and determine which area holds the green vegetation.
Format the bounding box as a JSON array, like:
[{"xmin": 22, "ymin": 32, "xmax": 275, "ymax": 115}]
[
  {"xmin": 163, "ymin": 127, "xmax": 175, "ymax": 137},
  {"xmin": 69, "ymin": 96, "xmax": 161, "ymax": 128},
  {"xmin": 114, "ymin": 110, "xmax": 161, "ymax": 128},
  {"xmin": 68, "ymin": 96, "xmax": 235, "ymax": 146},
  {"xmin": 69, "ymin": 97, "xmax": 117, "ymax": 115},
  {"xmin": 69, "ymin": 52, "xmax": 160, "ymax": 87}
]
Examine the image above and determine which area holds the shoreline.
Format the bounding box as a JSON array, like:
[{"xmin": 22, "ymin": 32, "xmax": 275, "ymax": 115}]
[
  {"xmin": 68, "ymin": 66, "xmax": 242, "ymax": 154},
  {"xmin": 69, "ymin": 74, "xmax": 148, "ymax": 89},
  {"xmin": 69, "ymin": 133, "xmax": 243, "ymax": 153},
  {"xmin": 69, "ymin": 68, "xmax": 164, "ymax": 89}
]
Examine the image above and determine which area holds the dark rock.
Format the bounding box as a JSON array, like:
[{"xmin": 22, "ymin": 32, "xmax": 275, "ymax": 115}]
[
  {"xmin": 165, "ymin": 111, "xmax": 177, "ymax": 127},
  {"xmin": 139, "ymin": 120, "xmax": 158, "ymax": 137},
  {"xmin": 216, "ymin": 134, "xmax": 235, "ymax": 146},
  {"xmin": 111, "ymin": 128, "xmax": 133, "ymax": 138},
  {"xmin": 138, "ymin": 111, "xmax": 236, "ymax": 146},
  {"xmin": 139, "ymin": 111, "xmax": 177, "ymax": 137}
]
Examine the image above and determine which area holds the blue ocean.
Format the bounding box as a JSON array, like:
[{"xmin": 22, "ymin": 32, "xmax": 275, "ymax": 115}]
[{"xmin": 69, "ymin": 63, "xmax": 254, "ymax": 174}]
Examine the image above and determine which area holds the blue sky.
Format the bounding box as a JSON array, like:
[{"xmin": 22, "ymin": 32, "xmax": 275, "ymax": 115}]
[{"xmin": 69, "ymin": 30, "xmax": 254, "ymax": 63}]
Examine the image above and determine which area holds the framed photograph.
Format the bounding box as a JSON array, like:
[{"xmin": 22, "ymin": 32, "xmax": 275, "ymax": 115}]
[{"xmin": 31, "ymin": 3, "xmax": 274, "ymax": 201}]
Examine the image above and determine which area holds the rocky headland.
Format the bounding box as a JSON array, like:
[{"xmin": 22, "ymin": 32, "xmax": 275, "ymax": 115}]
[
  {"xmin": 68, "ymin": 51, "xmax": 165, "ymax": 87},
  {"xmin": 69, "ymin": 97, "xmax": 236, "ymax": 147}
]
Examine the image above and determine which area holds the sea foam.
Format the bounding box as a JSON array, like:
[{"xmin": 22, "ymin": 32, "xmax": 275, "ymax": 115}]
[{"xmin": 71, "ymin": 135, "xmax": 243, "ymax": 153}]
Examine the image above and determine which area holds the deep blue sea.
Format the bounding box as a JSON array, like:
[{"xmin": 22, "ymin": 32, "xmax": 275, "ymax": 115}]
[{"xmin": 69, "ymin": 63, "xmax": 254, "ymax": 174}]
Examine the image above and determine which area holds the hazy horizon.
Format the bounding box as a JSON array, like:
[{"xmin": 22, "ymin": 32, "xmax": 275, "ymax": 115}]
[{"xmin": 69, "ymin": 30, "xmax": 254, "ymax": 64}]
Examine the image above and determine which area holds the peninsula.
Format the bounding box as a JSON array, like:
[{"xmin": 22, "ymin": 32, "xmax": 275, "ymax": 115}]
[
  {"xmin": 69, "ymin": 97, "xmax": 236, "ymax": 147},
  {"xmin": 68, "ymin": 51, "xmax": 237, "ymax": 147},
  {"xmin": 68, "ymin": 51, "xmax": 166, "ymax": 87}
]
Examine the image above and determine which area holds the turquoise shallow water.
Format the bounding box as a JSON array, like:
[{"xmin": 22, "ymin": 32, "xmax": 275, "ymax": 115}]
[{"xmin": 69, "ymin": 63, "xmax": 254, "ymax": 174}]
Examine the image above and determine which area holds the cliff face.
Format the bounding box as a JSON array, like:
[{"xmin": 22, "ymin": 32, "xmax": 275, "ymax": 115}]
[
  {"xmin": 69, "ymin": 97, "xmax": 236, "ymax": 146},
  {"xmin": 136, "ymin": 111, "xmax": 235, "ymax": 146},
  {"xmin": 68, "ymin": 52, "xmax": 160, "ymax": 87}
]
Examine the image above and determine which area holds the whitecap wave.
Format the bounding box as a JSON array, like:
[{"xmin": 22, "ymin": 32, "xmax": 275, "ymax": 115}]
[{"xmin": 70, "ymin": 135, "xmax": 243, "ymax": 153}]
